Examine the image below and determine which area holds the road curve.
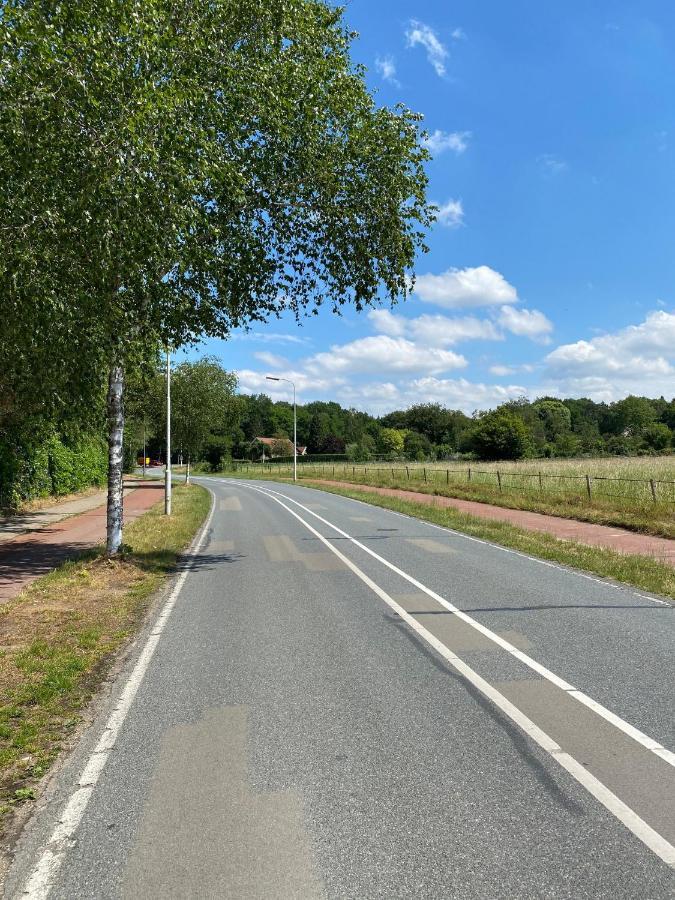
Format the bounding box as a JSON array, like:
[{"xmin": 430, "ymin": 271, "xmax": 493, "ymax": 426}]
[{"xmin": 6, "ymin": 477, "xmax": 675, "ymax": 899}]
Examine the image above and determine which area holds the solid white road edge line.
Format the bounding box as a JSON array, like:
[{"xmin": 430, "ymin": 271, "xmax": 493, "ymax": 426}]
[
  {"xmin": 232, "ymin": 480, "xmax": 675, "ymax": 769},
  {"xmin": 21, "ymin": 488, "xmax": 217, "ymax": 900},
  {"xmin": 228, "ymin": 481, "xmax": 675, "ymax": 869}
]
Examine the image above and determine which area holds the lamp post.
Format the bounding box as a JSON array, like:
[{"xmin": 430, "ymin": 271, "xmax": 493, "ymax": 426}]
[
  {"xmin": 165, "ymin": 348, "xmax": 172, "ymax": 515},
  {"xmin": 266, "ymin": 376, "xmax": 297, "ymax": 482}
]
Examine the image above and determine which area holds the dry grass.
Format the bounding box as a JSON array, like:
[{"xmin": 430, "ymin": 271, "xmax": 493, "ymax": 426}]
[{"xmin": 0, "ymin": 483, "xmax": 210, "ymax": 834}]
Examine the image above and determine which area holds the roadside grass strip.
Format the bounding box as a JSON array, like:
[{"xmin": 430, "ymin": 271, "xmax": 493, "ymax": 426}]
[{"xmin": 0, "ymin": 484, "xmax": 210, "ymax": 837}]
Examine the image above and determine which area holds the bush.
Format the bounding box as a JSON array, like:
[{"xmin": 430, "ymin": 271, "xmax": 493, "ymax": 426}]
[{"xmin": 469, "ymin": 412, "xmax": 532, "ymax": 461}]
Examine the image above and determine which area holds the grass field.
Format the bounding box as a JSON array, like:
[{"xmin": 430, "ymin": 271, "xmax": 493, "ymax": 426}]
[
  {"xmin": 224, "ymin": 455, "xmax": 675, "ymax": 538},
  {"xmin": 0, "ymin": 483, "xmax": 210, "ymax": 838}
]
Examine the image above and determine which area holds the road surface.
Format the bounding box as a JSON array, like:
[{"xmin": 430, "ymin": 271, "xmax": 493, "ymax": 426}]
[{"xmin": 6, "ymin": 477, "xmax": 675, "ymax": 898}]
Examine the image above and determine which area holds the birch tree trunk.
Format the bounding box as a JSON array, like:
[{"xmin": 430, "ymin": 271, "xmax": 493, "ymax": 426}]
[
  {"xmin": 106, "ymin": 362, "xmax": 125, "ymax": 555},
  {"xmin": 185, "ymin": 455, "xmax": 190, "ymax": 484}
]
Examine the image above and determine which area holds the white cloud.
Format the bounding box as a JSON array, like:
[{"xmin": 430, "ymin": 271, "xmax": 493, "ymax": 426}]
[
  {"xmin": 406, "ymin": 20, "xmax": 449, "ymax": 77},
  {"xmin": 425, "ymin": 129, "xmax": 470, "ymax": 155},
  {"xmin": 545, "ymin": 310, "xmax": 675, "ymax": 400},
  {"xmin": 538, "ymin": 154, "xmax": 568, "ymax": 176},
  {"xmin": 489, "ymin": 364, "xmax": 516, "ymax": 376},
  {"xmin": 375, "ymin": 55, "xmax": 399, "ymax": 86},
  {"xmin": 306, "ymin": 335, "xmax": 467, "ymax": 376},
  {"xmin": 451, "ymin": 27, "xmax": 467, "ymax": 41},
  {"xmin": 253, "ymin": 351, "xmax": 288, "ymax": 369},
  {"xmin": 236, "ymin": 368, "xmax": 344, "ymax": 399},
  {"xmin": 337, "ymin": 377, "xmax": 528, "ymax": 416},
  {"xmin": 234, "ymin": 332, "xmax": 308, "ymax": 345},
  {"xmin": 435, "ymin": 198, "xmax": 464, "ymax": 228},
  {"xmin": 414, "ymin": 265, "xmax": 518, "ymax": 309},
  {"xmin": 368, "ymin": 309, "xmax": 501, "ymax": 345},
  {"xmin": 498, "ymin": 305, "xmax": 553, "ymax": 343}
]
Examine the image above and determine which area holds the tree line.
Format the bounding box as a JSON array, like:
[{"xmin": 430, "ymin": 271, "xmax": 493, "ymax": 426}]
[{"xmin": 134, "ymin": 365, "xmax": 675, "ymax": 467}]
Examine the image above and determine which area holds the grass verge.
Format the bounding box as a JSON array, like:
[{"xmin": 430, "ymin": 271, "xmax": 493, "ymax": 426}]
[
  {"xmin": 226, "ymin": 473, "xmax": 674, "ymax": 601},
  {"xmin": 0, "ymin": 483, "xmax": 210, "ymax": 836}
]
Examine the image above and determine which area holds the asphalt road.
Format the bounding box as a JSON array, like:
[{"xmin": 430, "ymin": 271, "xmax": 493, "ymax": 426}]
[{"xmin": 6, "ymin": 477, "xmax": 675, "ymax": 899}]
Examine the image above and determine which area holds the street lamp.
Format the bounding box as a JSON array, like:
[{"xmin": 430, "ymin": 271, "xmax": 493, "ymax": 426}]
[
  {"xmin": 165, "ymin": 347, "xmax": 172, "ymax": 515},
  {"xmin": 266, "ymin": 376, "xmax": 297, "ymax": 482}
]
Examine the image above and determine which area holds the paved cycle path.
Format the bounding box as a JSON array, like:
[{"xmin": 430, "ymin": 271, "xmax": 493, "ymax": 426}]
[
  {"xmin": 306, "ymin": 479, "xmax": 675, "ymax": 567},
  {"xmin": 0, "ymin": 482, "xmax": 165, "ymax": 604}
]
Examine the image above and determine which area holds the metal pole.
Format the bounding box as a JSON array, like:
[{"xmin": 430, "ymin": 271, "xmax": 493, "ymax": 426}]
[
  {"xmin": 165, "ymin": 348, "xmax": 172, "ymax": 515},
  {"xmin": 142, "ymin": 420, "xmax": 146, "ymax": 479},
  {"xmin": 293, "ymin": 383, "xmax": 297, "ymax": 483}
]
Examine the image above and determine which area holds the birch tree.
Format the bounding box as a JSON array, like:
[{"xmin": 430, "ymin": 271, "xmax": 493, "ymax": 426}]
[{"xmin": 0, "ymin": 0, "xmax": 432, "ymax": 552}]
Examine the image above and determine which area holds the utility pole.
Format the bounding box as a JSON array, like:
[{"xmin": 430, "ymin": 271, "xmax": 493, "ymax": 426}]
[
  {"xmin": 165, "ymin": 348, "xmax": 172, "ymax": 515},
  {"xmin": 142, "ymin": 419, "xmax": 147, "ymax": 479}
]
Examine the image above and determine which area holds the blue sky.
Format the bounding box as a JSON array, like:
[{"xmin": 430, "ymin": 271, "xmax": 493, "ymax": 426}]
[{"xmin": 186, "ymin": 1, "xmax": 675, "ymax": 414}]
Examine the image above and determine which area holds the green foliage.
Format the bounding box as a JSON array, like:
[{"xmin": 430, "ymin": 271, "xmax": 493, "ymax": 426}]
[
  {"xmin": 642, "ymin": 423, "xmax": 671, "ymax": 451},
  {"xmin": 0, "ymin": 431, "xmax": 106, "ymax": 508},
  {"xmin": 469, "ymin": 412, "xmax": 532, "ymax": 461},
  {"xmin": 377, "ymin": 427, "xmax": 406, "ymax": 457}
]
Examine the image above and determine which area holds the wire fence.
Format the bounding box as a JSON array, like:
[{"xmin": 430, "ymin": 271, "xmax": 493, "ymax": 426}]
[{"xmin": 227, "ymin": 461, "xmax": 675, "ymax": 506}]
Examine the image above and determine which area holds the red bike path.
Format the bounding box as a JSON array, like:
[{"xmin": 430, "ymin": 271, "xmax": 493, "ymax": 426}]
[
  {"xmin": 0, "ymin": 482, "xmax": 165, "ymax": 604},
  {"xmin": 307, "ymin": 479, "xmax": 675, "ymax": 568}
]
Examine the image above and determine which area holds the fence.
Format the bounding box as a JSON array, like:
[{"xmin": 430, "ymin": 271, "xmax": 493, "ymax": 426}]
[{"xmin": 226, "ymin": 460, "xmax": 675, "ymax": 506}]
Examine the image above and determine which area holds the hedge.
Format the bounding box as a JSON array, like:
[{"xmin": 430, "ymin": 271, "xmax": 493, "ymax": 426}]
[{"xmin": 0, "ymin": 431, "xmax": 107, "ymax": 510}]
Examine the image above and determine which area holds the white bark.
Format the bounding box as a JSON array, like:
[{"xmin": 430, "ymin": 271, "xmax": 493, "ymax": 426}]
[
  {"xmin": 106, "ymin": 363, "xmax": 125, "ymax": 555},
  {"xmin": 185, "ymin": 455, "xmax": 190, "ymax": 484}
]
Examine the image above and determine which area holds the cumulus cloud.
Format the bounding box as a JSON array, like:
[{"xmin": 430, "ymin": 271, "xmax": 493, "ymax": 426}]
[
  {"xmin": 306, "ymin": 335, "xmax": 467, "ymax": 376},
  {"xmin": 414, "ymin": 265, "xmax": 518, "ymax": 309},
  {"xmin": 498, "ymin": 305, "xmax": 553, "ymax": 343},
  {"xmin": 375, "ymin": 55, "xmax": 399, "ymax": 85},
  {"xmin": 233, "ymin": 332, "xmax": 308, "ymax": 345},
  {"xmin": 425, "ymin": 129, "xmax": 470, "ymax": 155},
  {"xmin": 337, "ymin": 377, "xmax": 528, "ymax": 416},
  {"xmin": 435, "ymin": 198, "xmax": 464, "ymax": 228},
  {"xmin": 544, "ymin": 310, "xmax": 675, "ymax": 400},
  {"xmin": 236, "ymin": 369, "xmax": 344, "ymax": 398},
  {"xmin": 406, "ymin": 20, "xmax": 449, "ymax": 77},
  {"xmin": 253, "ymin": 351, "xmax": 288, "ymax": 369},
  {"xmin": 368, "ymin": 309, "xmax": 501, "ymax": 345}
]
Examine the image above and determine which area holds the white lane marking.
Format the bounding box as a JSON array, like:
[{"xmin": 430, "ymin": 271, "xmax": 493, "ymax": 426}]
[
  {"xmin": 229, "ymin": 482, "xmax": 675, "ymax": 869},
  {"xmin": 226, "ymin": 476, "xmax": 671, "ymax": 608},
  {"xmin": 233, "ymin": 480, "xmax": 675, "ymax": 768},
  {"xmin": 22, "ymin": 489, "xmax": 217, "ymax": 899}
]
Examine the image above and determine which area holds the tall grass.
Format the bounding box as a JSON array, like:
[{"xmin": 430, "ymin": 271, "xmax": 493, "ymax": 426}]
[{"xmin": 223, "ymin": 456, "xmax": 675, "ymax": 538}]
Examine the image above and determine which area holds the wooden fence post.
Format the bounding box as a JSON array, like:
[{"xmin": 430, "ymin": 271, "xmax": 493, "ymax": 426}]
[
  {"xmin": 423, "ymin": 467, "xmax": 427, "ymax": 483},
  {"xmin": 468, "ymin": 468, "xmax": 472, "ymax": 482},
  {"xmin": 650, "ymin": 479, "xmax": 657, "ymax": 503},
  {"xmin": 406, "ymin": 466, "xmax": 410, "ymax": 480},
  {"xmin": 538, "ymin": 471, "xmax": 543, "ymax": 491},
  {"xmin": 497, "ymin": 470, "xmax": 502, "ymax": 492},
  {"xmin": 586, "ymin": 474, "xmax": 592, "ymax": 500}
]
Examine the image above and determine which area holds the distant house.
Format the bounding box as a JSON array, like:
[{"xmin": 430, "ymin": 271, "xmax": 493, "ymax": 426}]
[{"xmin": 251, "ymin": 437, "xmax": 307, "ymax": 459}]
